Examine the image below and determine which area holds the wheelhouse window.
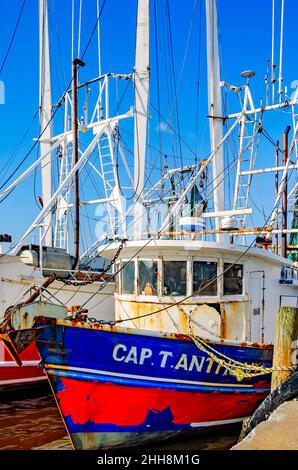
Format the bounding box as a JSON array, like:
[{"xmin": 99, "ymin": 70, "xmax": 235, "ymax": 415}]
[
  {"xmin": 163, "ymin": 261, "xmax": 187, "ymax": 296},
  {"xmin": 193, "ymin": 261, "xmax": 217, "ymax": 296},
  {"xmin": 121, "ymin": 260, "xmax": 135, "ymax": 294},
  {"xmin": 139, "ymin": 260, "xmax": 158, "ymax": 295},
  {"xmin": 223, "ymin": 263, "xmax": 243, "ymax": 295}
]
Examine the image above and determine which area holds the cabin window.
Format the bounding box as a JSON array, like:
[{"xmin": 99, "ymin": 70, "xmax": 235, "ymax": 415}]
[
  {"xmin": 163, "ymin": 261, "xmax": 187, "ymax": 296},
  {"xmin": 121, "ymin": 260, "xmax": 135, "ymax": 294},
  {"xmin": 139, "ymin": 260, "xmax": 158, "ymax": 295},
  {"xmin": 223, "ymin": 263, "xmax": 243, "ymax": 295},
  {"xmin": 193, "ymin": 261, "xmax": 217, "ymax": 296}
]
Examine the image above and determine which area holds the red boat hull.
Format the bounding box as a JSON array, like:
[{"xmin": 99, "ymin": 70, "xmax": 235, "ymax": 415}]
[
  {"xmin": 0, "ymin": 342, "xmax": 46, "ymax": 391},
  {"xmin": 53, "ymin": 376, "xmax": 267, "ymax": 449}
]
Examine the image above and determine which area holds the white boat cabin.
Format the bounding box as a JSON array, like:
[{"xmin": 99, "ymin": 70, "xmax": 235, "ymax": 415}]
[{"xmin": 102, "ymin": 240, "xmax": 298, "ymax": 345}]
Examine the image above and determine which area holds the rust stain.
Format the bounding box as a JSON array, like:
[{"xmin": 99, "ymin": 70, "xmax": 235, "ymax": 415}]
[
  {"xmin": 220, "ymin": 301, "xmax": 248, "ymax": 341},
  {"xmin": 22, "ymin": 311, "xmax": 29, "ymax": 330},
  {"xmin": 220, "ymin": 304, "xmax": 226, "ymax": 339}
]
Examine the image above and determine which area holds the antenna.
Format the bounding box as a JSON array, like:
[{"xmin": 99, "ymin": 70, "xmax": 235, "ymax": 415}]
[{"xmin": 241, "ymin": 70, "xmax": 255, "ymax": 85}]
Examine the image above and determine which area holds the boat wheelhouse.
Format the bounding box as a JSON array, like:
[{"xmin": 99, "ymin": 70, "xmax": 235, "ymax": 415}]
[{"xmin": 103, "ymin": 240, "xmax": 298, "ymax": 345}]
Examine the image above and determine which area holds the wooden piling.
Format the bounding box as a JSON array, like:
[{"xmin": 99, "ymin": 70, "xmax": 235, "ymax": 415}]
[{"xmin": 271, "ymin": 306, "xmax": 298, "ymax": 390}]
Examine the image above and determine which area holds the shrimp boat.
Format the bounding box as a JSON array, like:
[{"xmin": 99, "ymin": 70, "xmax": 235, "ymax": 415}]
[
  {"xmin": 1, "ymin": 0, "xmax": 298, "ymax": 448},
  {"xmin": 0, "ymin": 0, "xmax": 116, "ymax": 390}
]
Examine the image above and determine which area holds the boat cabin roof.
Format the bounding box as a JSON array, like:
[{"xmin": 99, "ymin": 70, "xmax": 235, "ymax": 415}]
[{"xmin": 100, "ymin": 239, "xmax": 291, "ymax": 267}]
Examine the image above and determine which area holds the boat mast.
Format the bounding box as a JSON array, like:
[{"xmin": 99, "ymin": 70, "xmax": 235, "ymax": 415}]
[
  {"xmin": 133, "ymin": 0, "xmax": 150, "ymax": 240},
  {"xmin": 39, "ymin": 0, "xmax": 52, "ymax": 246},
  {"xmin": 205, "ymin": 0, "xmax": 224, "ymax": 241}
]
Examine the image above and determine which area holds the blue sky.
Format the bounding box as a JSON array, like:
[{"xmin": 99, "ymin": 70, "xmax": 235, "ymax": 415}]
[{"xmin": 0, "ymin": 0, "xmax": 298, "ymax": 246}]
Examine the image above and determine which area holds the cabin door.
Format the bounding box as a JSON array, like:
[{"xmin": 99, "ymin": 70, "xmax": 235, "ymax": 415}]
[{"xmin": 248, "ymin": 271, "xmax": 265, "ymax": 343}]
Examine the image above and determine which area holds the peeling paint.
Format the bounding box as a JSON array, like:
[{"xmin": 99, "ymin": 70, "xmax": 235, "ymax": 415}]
[{"xmin": 115, "ymin": 298, "xmax": 248, "ymax": 341}]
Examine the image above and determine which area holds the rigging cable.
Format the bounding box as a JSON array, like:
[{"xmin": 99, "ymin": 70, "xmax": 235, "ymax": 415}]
[
  {"xmin": 0, "ymin": 108, "xmax": 39, "ymax": 182},
  {"xmin": 80, "ymin": 0, "xmax": 108, "ymax": 60},
  {"xmin": 165, "ymin": 0, "xmax": 184, "ymax": 169},
  {"xmin": 194, "ymin": 0, "xmax": 202, "ymax": 158},
  {"xmin": 0, "ymin": 0, "xmax": 26, "ymax": 75},
  {"xmin": 0, "ymin": 0, "xmax": 109, "ymax": 196},
  {"xmin": 278, "ymin": 0, "xmax": 284, "ymax": 102},
  {"xmin": 271, "ymin": 0, "xmax": 275, "ymax": 104},
  {"xmin": 77, "ymin": 0, "xmax": 83, "ymax": 59},
  {"xmin": 153, "ymin": 0, "xmax": 162, "ymax": 168},
  {"xmin": 71, "ymin": 0, "xmax": 75, "ymax": 61}
]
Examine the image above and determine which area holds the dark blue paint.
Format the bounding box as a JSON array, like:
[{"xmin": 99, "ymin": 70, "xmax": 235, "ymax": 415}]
[{"xmin": 36, "ymin": 323, "xmax": 272, "ymax": 390}]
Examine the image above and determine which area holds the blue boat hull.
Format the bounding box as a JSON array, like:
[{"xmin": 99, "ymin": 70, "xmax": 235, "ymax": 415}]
[{"xmin": 34, "ymin": 321, "xmax": 272, "ymax": 449}]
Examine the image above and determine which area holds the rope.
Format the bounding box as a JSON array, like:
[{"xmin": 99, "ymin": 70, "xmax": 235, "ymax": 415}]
[{"xmin": 189, "ymin": 333, "xmax": 296, "ymax": 382}]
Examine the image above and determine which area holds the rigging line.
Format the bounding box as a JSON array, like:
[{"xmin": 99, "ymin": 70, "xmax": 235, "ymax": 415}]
[
  {"xmin": 77, "ymin": 0, "xmax": 83, "ymax": 59},
  {"xmin": 111, "ymin": 198, "xmax": 288, "ymax": 325},
  {"xmin": 160, "ymin": 1, "xmax": 175, "ymax": 164},
  {"xmin": 33, "ymin": 144, "xmax": 42, "ymax": 210},
  {"xmin": 96, "ymin": 0, "xmax": 102, "ymax": 78},
  {"xmin": 100, "ymin": 77, "xmax": 140, "ymax": 201},
  {"xmin": 79, "ymin": 185, "xmax": 89, "ymax": 255},
  {"xmin": 0, "ymin": 0, "xmax": 108, "ymax": 193},
  {"xmin": 71, "ymin": 131, "xmax": 287, "ymax": 307},
  {"xmin": 241, "ymin": 108, "xmax": 283, "ymax": 153},
  {"xmin": 122, "ymin": 111, "xmax": 236, "ymax": 232},
  {"xmin": 71, "ymin": 0, "xmax": 75, "ymax": 61},
  {"xmin": 0, "ymin": 149, "xmax": 59, "ymax": 204},
  {"xmin": 0, "ymin": 0, "xmax": 26, "ymax": 75},
  {"xmin": 153, "ymin": 0, "xmax": 162, "ymax": 161},
  {"xmin": 86, "ymin": 171, "xmax": 188, "ymax": 267},
  {"xmin": 278, "ymin": 0, "xmax": 285, "ymax": 102},
  {"xmin": 194, "ymin": 0, "xmax": 202, "ymax": 157},
  {"xmin": 0, "ymin": 109, "xmax": 57, "ymax": 191},
  {"xmin": 271, "ymin": 0, "xmax": 275, "ymax": 104},
  {"xmin": 80, "ymin": 0, "xmax": 108, "ymax": 61},
  {"xmin": 166, "ymin": 0, "xmax": 198, "ymax": 166},
  {"xmin": 145, "ymin": 127, "xmax": 256, "ymax": 229},
  {"xmin": 49, "ymin": 0, "xmax": 67, "ymax": 88},
  {"xmin": 149, "ymin": 100, "xmax": 199, "ymax": 158},
  {"xmin": 0, "ymin": 107, "xmax": 39, "ymax": 181},
  {"xmin": 83, "ymin": 144, "xmax": 236, "ymax": 278},
  {"xmin": 82, "ymin": 166, "xmax": 279, "ymax": 314},
  {"xmin": 165, "ymin": 0, "xmax": 183, "ymax": 168},
  {"xmin": 121, "ymin": 127, "xmax": 196, "ymax": 166}
]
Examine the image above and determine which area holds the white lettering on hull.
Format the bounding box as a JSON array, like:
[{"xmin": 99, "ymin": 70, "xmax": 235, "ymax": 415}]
[{"xmin": 112, "ymin": 344, "xmax": 231, "ymax": 376}]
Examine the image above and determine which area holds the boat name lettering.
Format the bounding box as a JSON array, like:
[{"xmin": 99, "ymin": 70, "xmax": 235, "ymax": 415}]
[{"xmin": 112, "ymin": 344, "xmax": 228, "ymax": 375}]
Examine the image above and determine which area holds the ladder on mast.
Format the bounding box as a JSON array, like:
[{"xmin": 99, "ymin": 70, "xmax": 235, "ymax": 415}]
[
  {"xmin": 97, "ymin": 129, "xmax": 124, "ymax": 238},
  {"xmin": 233, "ymin": 84, "xmax": 260, "ymax": 228}
]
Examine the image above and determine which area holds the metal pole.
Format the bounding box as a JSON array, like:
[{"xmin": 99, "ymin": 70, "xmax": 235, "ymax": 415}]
[
  {"xmin": 275, "ymin": 140, "xmax": 279, "ymax": 254},
  {"xmin": 72, "ymin": 58, "xmax": 85, "ymax": 268},
  {"xmin": 281, "ymin": 126, "xmax": 290, "ymax": 258},
  {"xmin": 21, "ymin": 275, "xmax": 56, "ymax": 305},
  {"xmin": 39, "ymin": 0, "xmax": 53, "ymax": 246}
]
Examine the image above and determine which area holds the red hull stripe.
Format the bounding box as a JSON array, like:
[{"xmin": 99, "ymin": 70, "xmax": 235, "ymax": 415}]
[{"xmin": 0, "ymin": 365, "xmax": 45, "ymax": 386}]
